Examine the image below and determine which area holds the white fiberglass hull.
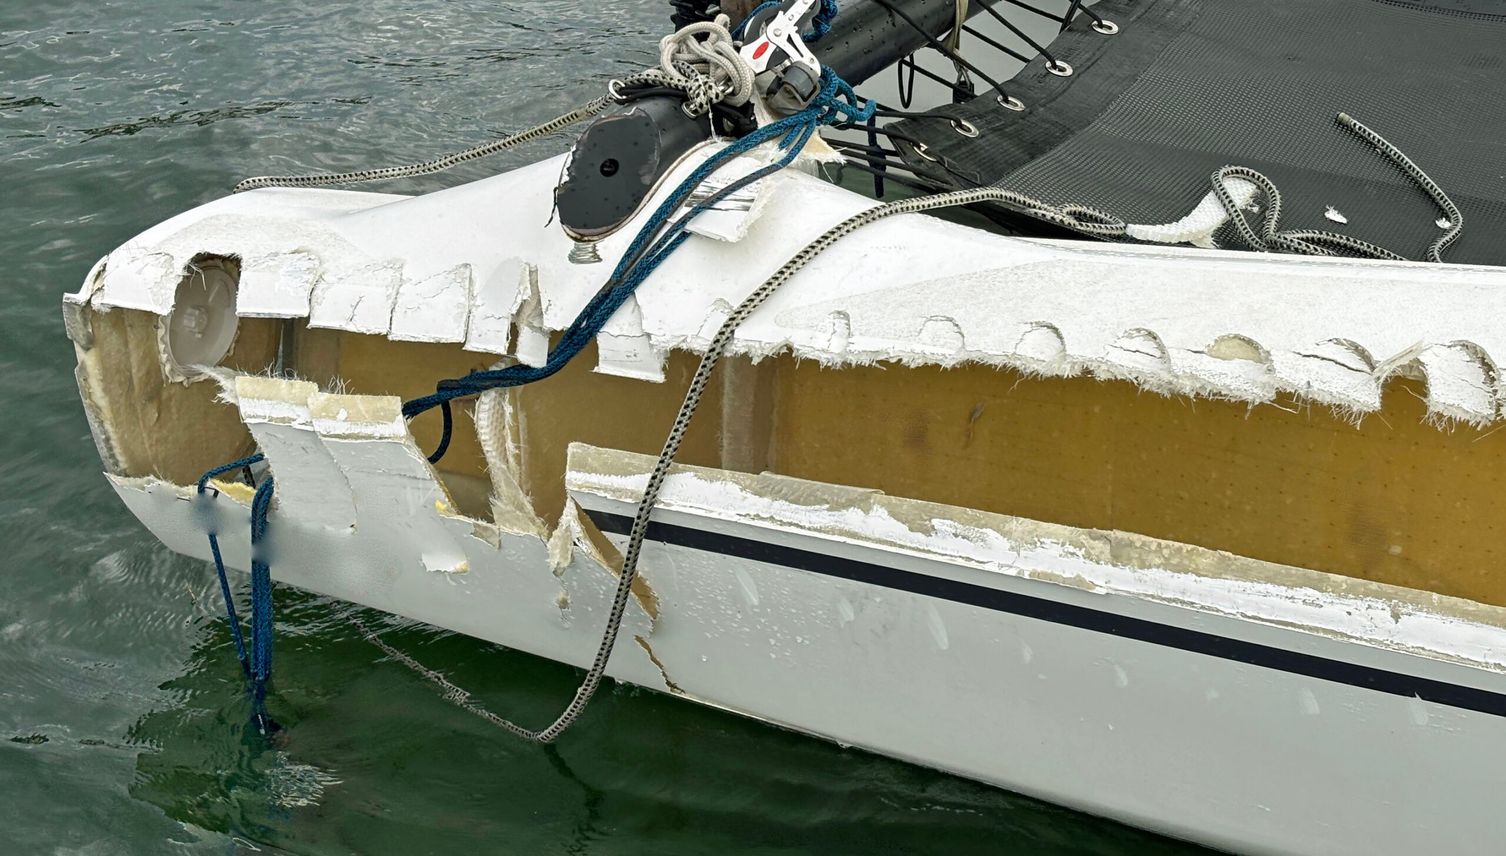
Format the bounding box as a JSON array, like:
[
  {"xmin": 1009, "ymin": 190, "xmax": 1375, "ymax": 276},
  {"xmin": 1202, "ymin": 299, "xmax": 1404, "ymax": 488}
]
[
  {"xmin": 66, "ymin": 146, "xmax": 1506, "ymax": 854},
  {"xmin": 108, "ymin": 443, "xmax": 1506, "ymax": 856}
]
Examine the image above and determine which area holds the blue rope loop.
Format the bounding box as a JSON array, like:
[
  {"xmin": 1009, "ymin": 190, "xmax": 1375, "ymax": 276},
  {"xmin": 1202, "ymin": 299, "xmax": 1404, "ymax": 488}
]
[
  {"xmin": 248, "ymin": 476, "xmax": 279, "ymax": 735},
  {"xmin": 195, "ymin": 453, "xmax": 264, "ymax": 677},
  {"xmin": 196, "ymin": 452, "xmax": 264, "ymax": 494},
  {"xmin": 405, "ymin": 43, "xmax": 871, "ymax": 462},
  {"xmin": 196, "ymin": 455, "xmax": 280, "ymax": 735},
  {"xmin": 207, "ymin": 533, "xmax": 250, "ymax": 679}
]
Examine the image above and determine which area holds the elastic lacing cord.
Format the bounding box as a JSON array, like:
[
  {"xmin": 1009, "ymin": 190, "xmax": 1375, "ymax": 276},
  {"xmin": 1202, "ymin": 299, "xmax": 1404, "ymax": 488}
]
[
  {"xmin": 960, "ymin": 21, "xmax": 1038, "ymax": 65},
  {"xmin": 870, "ymin": 0, "xmax": 1121, "ymax": 139},
  {"xmin": 1061, "ymin": 0, "xmax": 1085, "ymax": 31},
  {"xmin": 1212, "ymin": 113, "xmax": 1463, "ymax": 262},
  {"xmin": 894, "ymin": 54, "xmax": 978, "ymax": 102},
  {"xmin": 823, "ymin": 136, "xmax": 959, "ymax": 189},
  {"xmin": 838, "ymin": 122, "xmax": 991, "ymax": 187},
  {"xmin": 896, "ymin": 54, "xmax": 919, "ymax": 107},
  {"xmin": 869, "ymin": 104, "xmax": 969, "ymax": 122},
  {"xmin": 837, "ymin": 156, "xmax": 951, "ymax": 194},
  {"xmin": 993, "ymin": 0, "xmax": 1073, "ymax": 26},
  {"xmin": 826, "ymin": 146, "xmax": 954, "ymax": 194}
]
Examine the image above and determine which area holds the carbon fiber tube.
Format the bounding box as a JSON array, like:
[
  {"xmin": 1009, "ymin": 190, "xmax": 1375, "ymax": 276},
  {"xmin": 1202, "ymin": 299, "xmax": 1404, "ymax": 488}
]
[{"xmin": 812, "ymin": 0, "xmax": 983, "ymax": 86}]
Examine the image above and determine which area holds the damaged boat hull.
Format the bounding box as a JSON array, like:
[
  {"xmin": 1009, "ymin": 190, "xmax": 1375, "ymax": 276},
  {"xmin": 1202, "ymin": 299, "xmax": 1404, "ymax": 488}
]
[
  {"xmin": 64, "ymin": 144, "xmax": 1506, "ymax": 854},
  {"xmin": 108, "ymin": 442, "xmax": 1506, "ymax": 856}
]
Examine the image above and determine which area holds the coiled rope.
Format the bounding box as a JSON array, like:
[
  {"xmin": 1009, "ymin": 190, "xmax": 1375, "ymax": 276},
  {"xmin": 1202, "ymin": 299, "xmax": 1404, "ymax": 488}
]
[
  {"xmin": 1211, "ymin": 113, "xmax": 1462, "ymax": 262},
  {"xmin": 629, "ymin": 13, "xmax": 755, "ymax": 117}
]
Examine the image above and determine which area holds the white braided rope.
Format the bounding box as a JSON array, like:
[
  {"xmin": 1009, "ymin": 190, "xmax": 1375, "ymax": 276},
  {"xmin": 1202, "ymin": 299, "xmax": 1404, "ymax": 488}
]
[{"xmin": 617, "ymin": 14, "xmax": 754, "ymax": 117}]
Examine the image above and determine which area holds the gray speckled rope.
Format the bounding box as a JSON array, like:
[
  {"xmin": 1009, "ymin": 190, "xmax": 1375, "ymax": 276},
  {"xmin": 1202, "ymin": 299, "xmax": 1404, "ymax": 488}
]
[
  {"xmin": 351, "ymin": 614, "xmax": 548, "ymax": 740},
  {"xmin": 569, "ymin": 189, "xmax": 1087, "ymax": 742},
  {"xmin": 1337, "ymin": 112, "xmax": 1461, "ymax": 263},
  {"xmin": 1211, "ymin": 164, "xmax": 1408, "ymax": 260},
  {"xmin": 360, "ymin": 187, "xmax": 1058, "ymax": 743},
  {"xmin": 1210, "ymin": 113, "xmax": 1462, "ymax": 262},
  {"xmin": 232, "ymin": 98, "xmax": 610, "ymax": 193},
  {"xmin": 232, "ymin": 17, "xmax": 755, "ymax": 194}
]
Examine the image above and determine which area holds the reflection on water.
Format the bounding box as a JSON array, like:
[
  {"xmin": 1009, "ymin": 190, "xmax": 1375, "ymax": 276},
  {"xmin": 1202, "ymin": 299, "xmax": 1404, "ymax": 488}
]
[
  {"xmin": 0, "ymin": 1, "xmax": 1205, "ymax": 852},
  {"xmin": 126, "ymin": 595, "xmax": 1200, "ymax": 855}
]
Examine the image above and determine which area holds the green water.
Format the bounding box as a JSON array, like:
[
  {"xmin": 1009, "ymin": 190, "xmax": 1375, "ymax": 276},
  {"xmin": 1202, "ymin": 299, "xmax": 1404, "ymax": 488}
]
[{"xmin": 1, "ymin": 3, "xmax": 1210, "ymax": 853}]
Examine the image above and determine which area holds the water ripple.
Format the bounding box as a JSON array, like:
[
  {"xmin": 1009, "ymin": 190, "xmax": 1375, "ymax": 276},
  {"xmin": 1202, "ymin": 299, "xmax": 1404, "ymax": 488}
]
[{"xmin": 0, "ymin": 1, "xmax": 1204, "ymax": 853}]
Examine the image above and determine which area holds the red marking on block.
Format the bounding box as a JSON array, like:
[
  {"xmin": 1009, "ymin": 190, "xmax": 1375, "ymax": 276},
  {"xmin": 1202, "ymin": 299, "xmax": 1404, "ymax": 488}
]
[{"xmin": 752, "ymin": 41, "xmax": 770, "ymax": 60}]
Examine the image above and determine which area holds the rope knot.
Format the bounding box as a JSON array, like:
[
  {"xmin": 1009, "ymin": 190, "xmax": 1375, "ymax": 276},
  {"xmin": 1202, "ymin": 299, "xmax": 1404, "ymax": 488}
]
[{"xmin": 614, "ymin": 13, "xmax": 754, "ymax": 118}]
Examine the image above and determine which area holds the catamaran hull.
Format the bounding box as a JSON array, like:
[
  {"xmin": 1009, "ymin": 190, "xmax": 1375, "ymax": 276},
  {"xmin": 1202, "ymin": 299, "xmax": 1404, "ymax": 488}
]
[
  {"xmin": 66, "ymin": 146, "xmax": 1506, "ymax": 854},
  {"xmin": 103, "ymin": 442, "xmax": 1506, "ymax": 856}
]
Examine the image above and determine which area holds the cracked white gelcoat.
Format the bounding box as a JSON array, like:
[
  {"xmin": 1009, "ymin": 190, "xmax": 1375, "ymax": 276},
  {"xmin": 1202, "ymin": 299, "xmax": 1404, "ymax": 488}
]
[{"xmin": 69, "ymin": 143, "xmax": 1506, "ymax": 424}]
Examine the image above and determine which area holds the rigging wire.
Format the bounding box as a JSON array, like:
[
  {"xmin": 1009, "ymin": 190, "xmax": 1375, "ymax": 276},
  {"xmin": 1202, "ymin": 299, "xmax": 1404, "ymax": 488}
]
[
  {"xmin": 972, "ymin": 0, "xmax": 1062, "ymax": 67},
  {"xmin": 866, "ymin": 0, "xmax": 1011, "ymax": 99}
]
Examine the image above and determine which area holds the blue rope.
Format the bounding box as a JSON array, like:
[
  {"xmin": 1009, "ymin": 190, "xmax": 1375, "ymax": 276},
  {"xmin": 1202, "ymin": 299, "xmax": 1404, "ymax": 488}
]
[
  {"xmin": 248, "ymin": 476, "xmax": 277, "ymax": 735},
  {"xmin": 406, "ymin": 64, "xmax": 871, "ymax": 461},
  {"xmin": 733, "ymin": 0, "xmax": 837, "ymax": 42},
  {"xmin": 196, "ymin": 453, "xmax": 279, "ymax": 735},
  {"xmin": 807, "ymin": 0, "xmax": 838, "ymax": 40},
  {"xmin": 195, "ymin": 453, "xmax": 263, "ymax": 678}
]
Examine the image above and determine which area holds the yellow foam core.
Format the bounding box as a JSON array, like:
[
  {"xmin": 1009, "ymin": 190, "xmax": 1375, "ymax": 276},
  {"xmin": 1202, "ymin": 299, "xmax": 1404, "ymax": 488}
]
[{"xmin": 772, "ymin": 362, "xmax": 1506, "ymax": 608}]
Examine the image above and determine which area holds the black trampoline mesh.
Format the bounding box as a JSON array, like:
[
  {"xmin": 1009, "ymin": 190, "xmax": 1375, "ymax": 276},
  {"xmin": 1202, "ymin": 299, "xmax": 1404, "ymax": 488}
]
[{"xmin": 894, "ymin": 0, "xmax": 1506, "ymax": 265}]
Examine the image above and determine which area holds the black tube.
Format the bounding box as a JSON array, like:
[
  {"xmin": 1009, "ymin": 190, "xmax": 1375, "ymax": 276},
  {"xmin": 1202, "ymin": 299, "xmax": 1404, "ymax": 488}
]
[{"xmin": 812, "ymin": 0, "xmax": 984, "ymax": 87}]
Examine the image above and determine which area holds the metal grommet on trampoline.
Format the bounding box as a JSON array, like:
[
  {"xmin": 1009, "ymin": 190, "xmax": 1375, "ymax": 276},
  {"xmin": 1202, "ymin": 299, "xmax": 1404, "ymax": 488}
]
[
  {"xmin": 951, "ymin": 118, "xmax": 980, "ymax": 138},
  {"xmin": 1046, "ymin": 59, "xmax": 1074, "ymax": 77}
]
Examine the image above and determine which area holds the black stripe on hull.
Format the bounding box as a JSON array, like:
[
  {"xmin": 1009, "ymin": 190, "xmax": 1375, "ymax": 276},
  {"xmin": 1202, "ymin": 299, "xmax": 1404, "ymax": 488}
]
[{"xmin": 584, "ymin": 508, "xmax": 1506, "ymax": 718}]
